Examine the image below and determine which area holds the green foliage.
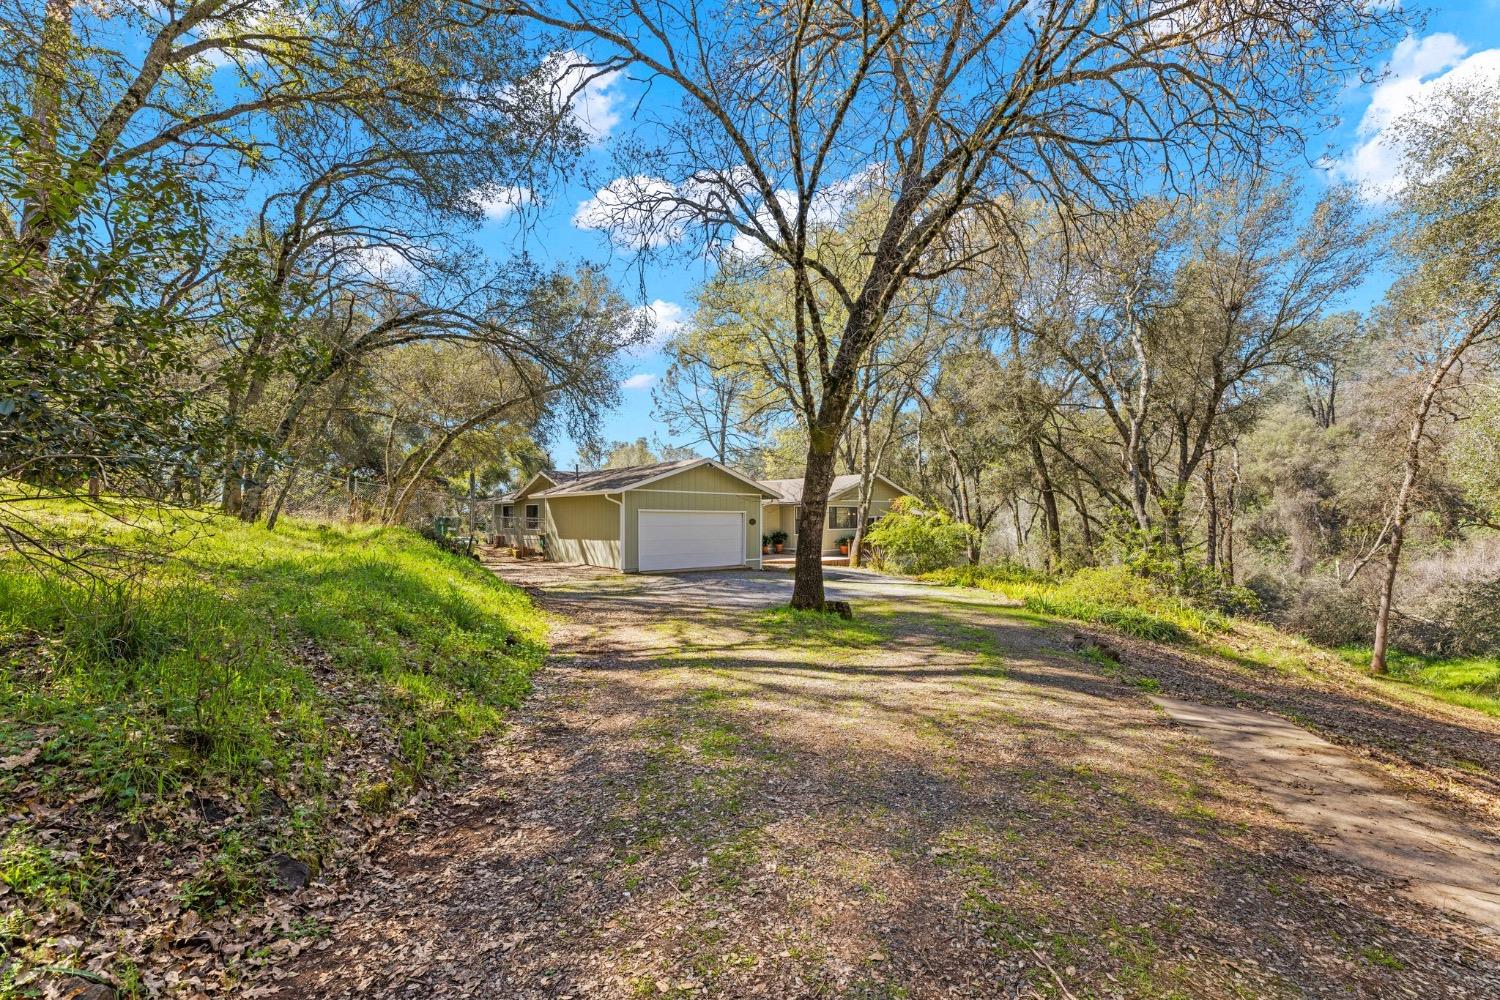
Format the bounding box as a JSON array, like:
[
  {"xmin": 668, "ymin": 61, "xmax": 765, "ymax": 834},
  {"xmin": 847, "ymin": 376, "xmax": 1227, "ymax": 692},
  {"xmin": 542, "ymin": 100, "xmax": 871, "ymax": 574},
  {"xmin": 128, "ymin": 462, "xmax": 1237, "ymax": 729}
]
[
  {"xmin": 0, "ymin": 118, "xmax": 213, "ymax": 492},
  {"xmin": 1022, "ymin": 567, "xmax": 1226, "ymax": 642},
  {"xmin": 920, "ymin": 562, "xmax": 1046, "ymax": 589},
  {"xmin": 175, "ymin": 830, "xmax": 266, "ymax": 915},
  {"xmin": 0, "ymin": 499, "xmax": 545, "ymax": 921},
  {"xmin": 1105, "ymin": 524, "xmax": 1260, "ymax": 616},
  {"xmin": 1451, "ymin": 390, "xmax": 1500, "ymax": 520},
  {"xmin": 865, "ymin": 497, "xmax": 976, "ymax": 574},
  {"xmin": 1336, "ymin": 646, "xmax": 1500, "ymax": 719},
  {"xmin": 924, "ymin": 562, "xmax": 1228, "ymax": 643},
  {"xmin": 1, "ymin": 827, "xmax": 111, "ymax": 912}
]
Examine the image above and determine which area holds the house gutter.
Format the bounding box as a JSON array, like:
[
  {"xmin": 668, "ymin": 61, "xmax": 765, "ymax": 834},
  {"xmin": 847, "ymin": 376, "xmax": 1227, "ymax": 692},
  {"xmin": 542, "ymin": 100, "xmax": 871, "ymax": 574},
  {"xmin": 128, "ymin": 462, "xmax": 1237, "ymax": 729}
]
[{"xmin": 604, "ymin": 491, "xmax": 624, "ymax": 571}]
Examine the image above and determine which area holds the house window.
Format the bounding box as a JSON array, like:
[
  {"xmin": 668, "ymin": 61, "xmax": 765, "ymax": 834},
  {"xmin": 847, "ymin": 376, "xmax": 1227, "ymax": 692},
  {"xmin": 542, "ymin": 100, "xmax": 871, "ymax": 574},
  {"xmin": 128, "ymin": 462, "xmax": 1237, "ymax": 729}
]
[
  {"xmin": 501, "ymin": 505, "xmax": 513, "ymax": 518},
  {"xmin": 828, "ymin": 506, "xmax": 858, "ymax": 529},
  {"xmin": 525, "ymin": 503, "xmax": 540, "ymax": 519}
]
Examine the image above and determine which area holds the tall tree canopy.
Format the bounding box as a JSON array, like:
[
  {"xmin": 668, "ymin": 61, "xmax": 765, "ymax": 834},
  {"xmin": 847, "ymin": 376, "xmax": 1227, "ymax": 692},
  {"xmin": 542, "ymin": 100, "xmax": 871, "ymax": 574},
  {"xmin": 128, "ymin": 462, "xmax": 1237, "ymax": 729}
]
[{"xmin": 514, "ymin": 0, "xmax": 1404, "ymax": 607}]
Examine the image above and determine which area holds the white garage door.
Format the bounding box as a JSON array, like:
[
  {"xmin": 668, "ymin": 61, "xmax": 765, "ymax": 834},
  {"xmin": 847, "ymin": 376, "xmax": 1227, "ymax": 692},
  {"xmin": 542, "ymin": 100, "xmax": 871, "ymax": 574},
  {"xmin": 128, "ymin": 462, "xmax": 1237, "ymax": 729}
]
[{"xmin": 637, "ymin": 510, "xmax": 745, "ymax": 572}]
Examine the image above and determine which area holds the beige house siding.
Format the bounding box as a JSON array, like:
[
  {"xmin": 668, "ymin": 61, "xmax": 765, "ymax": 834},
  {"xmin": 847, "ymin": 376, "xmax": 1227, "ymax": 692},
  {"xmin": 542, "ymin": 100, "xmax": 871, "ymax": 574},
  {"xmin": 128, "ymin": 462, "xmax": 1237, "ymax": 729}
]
[
  {"xmin": 763, "ymin": 504, "xmax": 798, "ymax": 551},
  {"xmin": 545, "ymin": 494, "xmax": 622, "ymax": 568},
  {"xmin": 763, "ymin": 479, "xmax": 908, "ymax": 555},
  {"xmin": 821, "ymin": 478, "xmax": 904, "ymax": 553},
  {"xmin": 620, "ymin": 464, "xmax": 764, "ymax": 572},
  {"xmin": 492, "ymin": 474, "xmax": 558, "ymax": 551}
]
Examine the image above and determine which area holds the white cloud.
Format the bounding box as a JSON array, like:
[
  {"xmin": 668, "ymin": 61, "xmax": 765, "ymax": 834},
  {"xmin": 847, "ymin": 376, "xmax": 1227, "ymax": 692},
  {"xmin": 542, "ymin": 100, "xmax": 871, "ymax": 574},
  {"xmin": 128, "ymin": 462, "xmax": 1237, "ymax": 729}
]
[
  {"xmin": 573, "ymin": 175, "xmax": 693, "ymax": 249},
  {"xmin": 1335, "ymin": 33, "xmax": 1500, "ymax": 199},
  {"xmin": 549, "ymin": 50, "xmax": 624, "ymax": 145},
  {"xmin": 632, "ymin": 299, "xmax": 689, "ymax": 352},
  {"xmin": 620, "ymin": 372, "xmax": 658, "ymax": 390},
  {"xmin": 576, "ymin": 163, "xmax": 885, "ymax": 254},
  {"xmin": 344, "ymin": 242, "xmax": 417, "ymax": 282},
  {"xmin": 465, "ymin": 183, "xmax": 533, "ymax": 223}
]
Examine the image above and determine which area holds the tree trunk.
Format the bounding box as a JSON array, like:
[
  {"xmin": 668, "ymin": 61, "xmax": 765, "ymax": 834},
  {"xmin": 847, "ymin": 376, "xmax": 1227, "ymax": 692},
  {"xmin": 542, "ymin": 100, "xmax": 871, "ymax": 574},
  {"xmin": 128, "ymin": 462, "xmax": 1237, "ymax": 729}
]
[
  {"xmin": 1370, "ymin": 307, "xmax": 1500, "ymax": 673},
  {"xmin": 1224, "ymin": 446, "xmax": 1239, "ymax": 584},
  {"xmin": 18, "ymin": 0, "xmax": 72, "ymax": 258},
  {"xmin": 1029, "ymin": 437, "xmax": 1062, "ymax": 569},
  {"xmin": 1204, "ymin": 449, "xmax": 1218, "ymax": 570},
  {"xmin": 847, "ymin": 414, "xmax": 873, "ymax": 569},
  {"xmin": 265, "ymin": 464, "xmax": 300, "ymax": 531},
  {"xmin": 1067, "ymin": 484, "xmax": 1094, "ymax": 560},
  {"xmin": 790, "ymin": 429, "xmax": 839, "ymax": 610}
]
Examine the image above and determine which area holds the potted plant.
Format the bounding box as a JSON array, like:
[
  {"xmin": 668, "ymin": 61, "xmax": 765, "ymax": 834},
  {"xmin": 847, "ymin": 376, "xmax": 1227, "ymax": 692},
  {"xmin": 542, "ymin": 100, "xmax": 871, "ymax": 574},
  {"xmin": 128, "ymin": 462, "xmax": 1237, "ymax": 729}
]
[
  {"xmin": 762, "ymin": 534, "xmax": 771, "ymax": 555},
  {"xmin": 838, "ymin": 534, "xmax": 854, "ymax": 556},
  {"xmin": 770, "ymin": 530, "xmax": 787, "ymax": 554}
]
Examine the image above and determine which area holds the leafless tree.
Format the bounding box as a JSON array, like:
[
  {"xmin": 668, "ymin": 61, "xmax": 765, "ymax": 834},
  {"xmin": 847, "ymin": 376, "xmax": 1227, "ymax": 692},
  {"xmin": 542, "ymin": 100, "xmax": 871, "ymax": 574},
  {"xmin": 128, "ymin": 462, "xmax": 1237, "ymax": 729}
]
[{"xmin": 510, "ymin": 0, "xmax": 1401, "ymax": 607}]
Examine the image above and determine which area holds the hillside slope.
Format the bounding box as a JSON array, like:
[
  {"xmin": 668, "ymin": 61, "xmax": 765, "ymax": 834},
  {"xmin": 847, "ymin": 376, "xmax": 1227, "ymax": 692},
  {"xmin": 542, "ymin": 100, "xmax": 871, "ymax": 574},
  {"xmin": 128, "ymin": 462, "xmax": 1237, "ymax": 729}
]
[{"xmin": 0, "ymin": 502, "xmax": 545, "ymax": 997}]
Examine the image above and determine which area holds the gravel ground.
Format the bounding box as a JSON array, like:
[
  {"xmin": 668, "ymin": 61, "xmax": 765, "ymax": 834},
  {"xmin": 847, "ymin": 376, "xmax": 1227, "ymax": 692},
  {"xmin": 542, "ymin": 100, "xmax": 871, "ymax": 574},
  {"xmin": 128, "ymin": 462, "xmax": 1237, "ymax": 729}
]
[{"xmin": 271, "ymin": 557, "xmax": 1500, "ymax": 999}]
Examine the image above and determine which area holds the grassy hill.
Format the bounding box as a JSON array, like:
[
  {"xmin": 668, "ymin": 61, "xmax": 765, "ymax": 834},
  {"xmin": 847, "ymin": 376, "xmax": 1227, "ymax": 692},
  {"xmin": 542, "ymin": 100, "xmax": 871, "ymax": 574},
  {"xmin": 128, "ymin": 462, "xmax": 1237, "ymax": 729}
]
[
  {"xmin": 921, "ymin": 562, "xmax": 1500, "ymax": 720},
  {"xmin": 0, "ymin": 501, "xmax": 545, "ymax": 996}
]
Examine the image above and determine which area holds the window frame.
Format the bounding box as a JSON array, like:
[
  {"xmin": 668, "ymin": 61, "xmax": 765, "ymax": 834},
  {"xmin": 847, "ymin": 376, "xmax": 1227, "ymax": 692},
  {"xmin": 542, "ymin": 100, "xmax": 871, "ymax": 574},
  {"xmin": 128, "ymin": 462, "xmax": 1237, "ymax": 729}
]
[{"xmin": 827, "ymin": 505, "xmax": 858, "ymax": 530}]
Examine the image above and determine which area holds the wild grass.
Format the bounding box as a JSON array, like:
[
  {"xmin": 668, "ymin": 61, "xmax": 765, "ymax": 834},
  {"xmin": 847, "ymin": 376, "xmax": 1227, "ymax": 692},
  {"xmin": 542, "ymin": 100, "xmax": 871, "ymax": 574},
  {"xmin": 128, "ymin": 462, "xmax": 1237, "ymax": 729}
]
[
  {"xmin": 921, "ymin": 564, "xmax": 1224, "ymax": 643},
  {"xmin": 0, "ymin": 498, "xmax": 545, "ymax": 926},
  {"xmin": 919, "ymin": 562, "xmax": 1045, "ymax": 590},
  {"xmin": 752, "ymin": 606, "xmax": 893, "ymax": 650},
  {"xmin": 922, "ymin": 556, "xmax": 1500, "ymax": 725},
  {"xmin": 1335, "ymin": 646, "xmax": 1500, "ymax": 719}
]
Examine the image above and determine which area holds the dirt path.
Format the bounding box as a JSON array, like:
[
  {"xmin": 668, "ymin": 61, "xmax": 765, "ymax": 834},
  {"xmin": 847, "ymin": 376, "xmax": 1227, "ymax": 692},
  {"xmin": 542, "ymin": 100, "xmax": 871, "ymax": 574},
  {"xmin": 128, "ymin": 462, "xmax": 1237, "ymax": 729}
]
[
  {"xmin": 1151, "ymin": 695, "xmax": 1500, "ymax": 931},
  {"xmin": 273, "ymin": 560, "xmax": 1500, "ymax": 998}
]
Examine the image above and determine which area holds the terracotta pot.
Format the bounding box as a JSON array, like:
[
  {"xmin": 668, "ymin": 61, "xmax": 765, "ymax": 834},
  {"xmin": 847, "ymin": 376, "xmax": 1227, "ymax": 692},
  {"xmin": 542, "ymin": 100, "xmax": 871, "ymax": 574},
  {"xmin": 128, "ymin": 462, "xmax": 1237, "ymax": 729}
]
[
  {"xmin": 839, "ymin": 543, "xmax": 849, "ymax": 555},
  {"xmin": 762, "ymin": 545, "xmax": 770, "ymax": 555},
  {"xmin": 773, "ymin": 543, "xmax": 784, "ymax": 553}
]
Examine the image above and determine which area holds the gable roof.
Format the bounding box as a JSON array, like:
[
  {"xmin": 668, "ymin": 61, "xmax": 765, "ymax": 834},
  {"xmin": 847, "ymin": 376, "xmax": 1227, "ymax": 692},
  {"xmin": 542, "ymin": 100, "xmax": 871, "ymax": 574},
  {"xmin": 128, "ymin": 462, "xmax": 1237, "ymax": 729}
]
[
  {"xmin": 760, "ymin": 473, "xmax": 909, "ymax": 504},
  {"xmin": 496, "ymin": 468, "xmax": 582, "ymax": 503},
  {"xmin": 537, "ymin": 457, "xmax": 780, "ymax": 498}
]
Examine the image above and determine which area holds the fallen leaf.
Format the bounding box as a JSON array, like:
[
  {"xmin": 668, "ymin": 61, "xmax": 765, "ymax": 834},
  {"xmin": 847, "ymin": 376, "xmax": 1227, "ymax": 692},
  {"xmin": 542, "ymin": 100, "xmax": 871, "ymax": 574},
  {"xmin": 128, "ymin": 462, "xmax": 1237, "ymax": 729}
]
[{"xmin": 1, "ymin": 746, "xmax": 39, "ymax": 771}]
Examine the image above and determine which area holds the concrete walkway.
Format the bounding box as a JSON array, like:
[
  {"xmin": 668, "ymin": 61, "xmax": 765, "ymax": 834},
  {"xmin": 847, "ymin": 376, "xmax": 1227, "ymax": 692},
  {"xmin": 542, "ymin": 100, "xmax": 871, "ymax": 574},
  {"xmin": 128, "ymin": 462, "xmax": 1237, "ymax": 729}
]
[{"xmin": 1152, "ymin": 695, "xmax": 1500, "ymax": 933}]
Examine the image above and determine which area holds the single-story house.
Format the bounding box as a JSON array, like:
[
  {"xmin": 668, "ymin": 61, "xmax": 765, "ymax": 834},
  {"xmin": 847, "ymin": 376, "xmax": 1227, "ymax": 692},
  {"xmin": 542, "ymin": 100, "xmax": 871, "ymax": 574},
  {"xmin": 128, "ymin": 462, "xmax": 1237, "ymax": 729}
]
[
  {"xmin": 493, "ymin": 460, "xmax": 909, "ymax": 573},
  {"xmin": 759, "ymin": 473, "xmax": 909, "ymax": 557}
]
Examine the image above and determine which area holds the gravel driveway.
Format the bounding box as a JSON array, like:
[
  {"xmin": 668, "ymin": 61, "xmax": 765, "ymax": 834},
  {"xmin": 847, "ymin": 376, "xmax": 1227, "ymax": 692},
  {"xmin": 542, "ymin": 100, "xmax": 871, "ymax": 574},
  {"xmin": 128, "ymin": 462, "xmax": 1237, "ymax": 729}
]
[
  {"xmin": 519, "ymin": 563, "xmax": 1021, "ymax": 613},
  {"xmin": 274, "ymin": 555, "xmax": 1500, "ymax": 999}
]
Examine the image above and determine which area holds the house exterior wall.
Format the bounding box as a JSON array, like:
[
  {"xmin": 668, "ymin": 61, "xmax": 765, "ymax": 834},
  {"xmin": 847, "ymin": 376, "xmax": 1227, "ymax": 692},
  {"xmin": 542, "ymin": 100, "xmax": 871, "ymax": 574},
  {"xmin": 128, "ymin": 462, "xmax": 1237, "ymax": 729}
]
[
  {"xmin": 545, "ymin": 494, "xmax": 622, "ymax": 568},
  {"xmin": 763, "ymin": 504, "xmax": 798, "ymax": 551},
  {"xmin": 765, "ymin": 480, "xmax": 908, "ymax": 555},
  {"xmin": 819, "ymin": 478, "xmax": 905, "ymax": 554},
  {"xmin": 491, "ymin": 473, "xmax": 557, "ymax": 539},
  {"xmin": 620, "ymin": 464, "xmax": 765, "ymax": 572}
]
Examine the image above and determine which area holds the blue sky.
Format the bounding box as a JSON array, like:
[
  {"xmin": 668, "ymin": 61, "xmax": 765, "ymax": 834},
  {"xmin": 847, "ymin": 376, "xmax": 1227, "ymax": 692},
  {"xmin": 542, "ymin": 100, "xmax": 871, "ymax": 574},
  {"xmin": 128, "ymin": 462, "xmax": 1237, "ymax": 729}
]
[{"xmin": 468, "ymin": 5, "xmax": 1500, "ymax": 469}]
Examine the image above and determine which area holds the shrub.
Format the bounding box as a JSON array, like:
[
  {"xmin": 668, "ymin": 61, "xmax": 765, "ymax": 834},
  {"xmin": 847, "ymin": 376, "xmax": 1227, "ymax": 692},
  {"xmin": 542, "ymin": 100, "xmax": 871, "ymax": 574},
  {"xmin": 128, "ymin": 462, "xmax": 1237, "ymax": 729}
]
[
  {"xmin": 920, "ymin": 562, "xmax": 1045, "ymax": 589},
  {"xmin": 865, "ymin": 497, "xmax": 976, "ymax": 574},
  {"xmin": 1109, "ymin": 528, "xmax": 1261, "ymax": 615},
  {"xmin": 1018, "ymin": 565, "xmax": 1224, "ymax": 641},
  {"xmin": 1257, "ymin": 574, "xmax": 1373, "ymax": 647}
]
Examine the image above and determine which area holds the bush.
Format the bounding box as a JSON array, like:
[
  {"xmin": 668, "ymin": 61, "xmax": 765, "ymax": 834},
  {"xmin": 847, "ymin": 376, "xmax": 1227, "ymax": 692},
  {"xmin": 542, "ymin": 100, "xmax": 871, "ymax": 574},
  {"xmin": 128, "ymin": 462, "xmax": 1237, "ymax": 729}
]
[
  {"xmin": 1112, "ymin": 528, "xmax": 1260, "ymax": 615},
  {"xmin": 1020, "ymin": 565, "xmax": 1225, "ymax": 642},
  {"xmin": 920, "ymin": 562, "xmax": 1046, "ymax": 589},
  {"xmin": 865, "ymin": 497, "xmax": 976, "ymax": 575},
  {"xmin": 922, "ymin": 559, "xmax": 1228, "ymax": 643}
]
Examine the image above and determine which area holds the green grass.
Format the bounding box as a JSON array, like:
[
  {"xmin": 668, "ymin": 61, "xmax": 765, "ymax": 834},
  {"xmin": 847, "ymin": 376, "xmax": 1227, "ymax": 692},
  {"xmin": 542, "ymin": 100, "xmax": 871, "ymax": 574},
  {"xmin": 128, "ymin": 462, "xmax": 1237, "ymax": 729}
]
[
  {"xmin": 919, "ymin": 562, "xmax": 1046, "ymax": 589},
  {"xmin": 752, "ymin": 606, "xmax": 894, "ymax": 650},
  {"xmin": 922, "ymin": 564, "xmax": 1224, "ymax": 643},
  {"xmin": 0, "ymin": 497, "xmax": 545, "ymax": 978},
  {"xmin": 1336, "ymin": 646, "xmax": 1500, "ymax": 719}
]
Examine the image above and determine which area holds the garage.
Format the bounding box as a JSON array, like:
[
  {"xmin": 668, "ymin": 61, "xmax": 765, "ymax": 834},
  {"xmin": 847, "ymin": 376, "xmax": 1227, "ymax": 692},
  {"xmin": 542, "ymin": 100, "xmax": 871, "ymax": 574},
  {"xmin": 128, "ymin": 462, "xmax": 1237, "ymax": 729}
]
[{"xmin": 637, "ymin": 510, "xmax": 745, "ymax": 572}]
